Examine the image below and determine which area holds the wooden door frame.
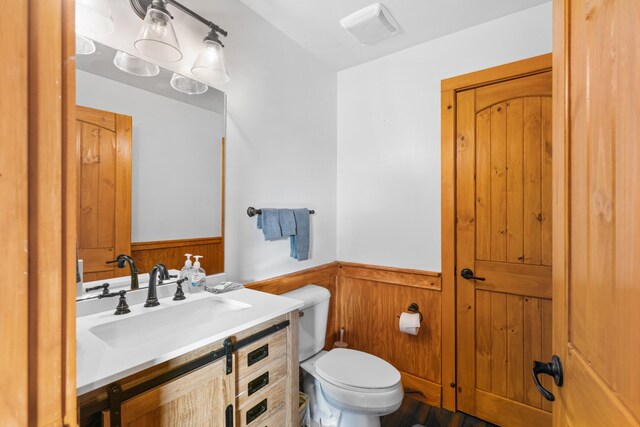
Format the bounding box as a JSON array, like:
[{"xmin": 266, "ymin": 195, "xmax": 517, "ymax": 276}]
[
  {"xmin": 1, "ymin": 0, "xmax": 77, "ymax": 425},
  {"xmin": 440, "ymin": 53, "xmax": 552, "ymax": 412}
]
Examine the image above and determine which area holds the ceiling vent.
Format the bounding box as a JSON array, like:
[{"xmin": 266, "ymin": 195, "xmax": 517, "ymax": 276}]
[{"xmin": 340, "ymin": 3, "xmax": 399, "ymax": 46}]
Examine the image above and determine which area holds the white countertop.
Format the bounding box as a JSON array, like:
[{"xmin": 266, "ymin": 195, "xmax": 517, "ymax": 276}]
[{"xmin": 76, "ymin": 288, "xmax": 303, "ymax": 395}]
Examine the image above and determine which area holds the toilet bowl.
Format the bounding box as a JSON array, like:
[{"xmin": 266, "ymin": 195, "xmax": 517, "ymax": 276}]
[{"xmin": 284, "ymin": 285, "xmax": 403, "ymax": 427}]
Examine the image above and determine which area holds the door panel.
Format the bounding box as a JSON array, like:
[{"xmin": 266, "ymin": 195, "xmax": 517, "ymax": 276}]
[
  {"xmin": 76, "ymin": 106, "xmax": 132, "ymax": 282},
  {"xmin": 456, "ymin": 72, "xmax": 552, "ymax": 426},
  {"xmin": 554, "ymin": 0, "xmax": 640, "ymax": 425}
]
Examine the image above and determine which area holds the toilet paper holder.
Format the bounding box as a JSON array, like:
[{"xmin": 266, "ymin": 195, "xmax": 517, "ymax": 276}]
[{"xmin": 397, "ymin": 303, "xmax": 423, "ymax": 323}]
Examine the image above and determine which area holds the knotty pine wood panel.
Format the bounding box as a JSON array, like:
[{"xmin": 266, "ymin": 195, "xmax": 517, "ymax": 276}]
[
  {"xmin": 490, "ymin": 103, "xmax": 508, "ymax": 262},
  {"xmin": 523, "ymin": 97, "xmax": 543, "ymax": 265},
  {"xmin": 337, "ymin": 262, "xmax": 441, "ymax": 290},
  {"xmin": 245, "ymin": 263, "xmax": 442, "ymax": 406},
  {"xmin": 131, "ymin": 237, "xmax": 223, "ymax": 275},
  {"xmin": 475, "ymin": 107, "xmax": 491, "ymax": 261},
  {"xmin": 475, "ymin": 71, "xmax": 552, "ymax": 113},
  {"xmin": 336, "ymin": 267, "xmax": 442, "ymax": 386},
  {"xmin": 506, "ymin": 99, "xmax": 524, "ymax": 264},
  {"xmin": 246, "ymin": 263, "xmax": 338, "ymax": 350},
  {"xmin": 475, "ymin": 291, "xmax": 552, "ymax": 411},
  {"xmin": 475, "ymin": 97, "xmax": 552, "ymax": 267}
]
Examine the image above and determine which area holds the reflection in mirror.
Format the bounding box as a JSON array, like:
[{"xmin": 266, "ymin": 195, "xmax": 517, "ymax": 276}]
[{"xmin": 75, "ymin": 40, "xmax": 225, "ymax": 290}]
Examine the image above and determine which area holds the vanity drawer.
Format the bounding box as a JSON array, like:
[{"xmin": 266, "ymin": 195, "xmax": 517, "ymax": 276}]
[
  {"xmin": 237, "ymin": 356, "xmax": 287, "ymax": 409},
  {"xmin": 244, "ymin": 408, "xmax": 285, "ymax": 427},
  {"xmin": 237, "ymin": 377, "xmax": 286, "ymax": 427},
  {"xmin": 236, "ymin": 329, "xmax": 287, "ymax": 380}
]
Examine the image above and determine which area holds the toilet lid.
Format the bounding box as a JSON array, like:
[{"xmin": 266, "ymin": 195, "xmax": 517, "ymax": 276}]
[{"xmin": 315, "ymin": 348, "xmax": 400, "ymax": 389}]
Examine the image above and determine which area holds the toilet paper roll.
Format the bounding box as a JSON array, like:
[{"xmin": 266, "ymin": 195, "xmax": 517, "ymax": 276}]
[{"xmin": 399, "ymin": 312, "xmax": 421, "ymax": 336}]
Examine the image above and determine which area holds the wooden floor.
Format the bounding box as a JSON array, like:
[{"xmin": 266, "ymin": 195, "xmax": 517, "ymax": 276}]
[{"xmin": 381, "ymin": 397, "xmax": 498, "ymax": 427}]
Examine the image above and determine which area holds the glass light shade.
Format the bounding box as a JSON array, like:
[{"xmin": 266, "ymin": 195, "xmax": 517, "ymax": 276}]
[
  {"xmin": 134, "ymin": 8, "xmax": 182, "ymax": 62},
  {"xmin": 113, "ymin": 51, "xmax": 160, "ymax": 77},
  {"xmin": 76, "ymin": 34, "xmax": 96, "ymax": 55},
  {"xmin": 75, "ymin": 0, "xmax": 114, "ymax": 35},
  {"xmin": 170, "ymin": 73, "xmax": 208, "ymax": 95},
  {"xmin": 191, "ymin": 40, "xmax": 230, "ymax": 84}
]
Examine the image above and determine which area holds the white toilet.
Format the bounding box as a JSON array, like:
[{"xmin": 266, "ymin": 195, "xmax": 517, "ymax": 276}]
[{"xmin": 284, "ymin": 285, "xmax": 403, "ymax": 427}]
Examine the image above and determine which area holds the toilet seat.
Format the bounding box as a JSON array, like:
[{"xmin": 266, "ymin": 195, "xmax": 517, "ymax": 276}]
[{"xmin": 315, "ymin": 348, "xmax": 401, "ymax": 391}]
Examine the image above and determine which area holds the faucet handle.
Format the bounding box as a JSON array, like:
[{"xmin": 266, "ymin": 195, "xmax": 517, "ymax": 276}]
[
  {"xmin": 86, "ymin": 283, "xmax": 110, "ymax": 295},
  {"xmin": 98, "ymin": 290, "xmax": 131, "ymax": 315},
  {"xmin": 173, "ymin": 277, "xmax": 188, "ymax": 301}
]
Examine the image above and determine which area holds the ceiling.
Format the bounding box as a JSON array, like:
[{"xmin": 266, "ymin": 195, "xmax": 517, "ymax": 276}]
[{"xmin": 237, "ymin": 0, "xmax": 551, "ymax": 70}]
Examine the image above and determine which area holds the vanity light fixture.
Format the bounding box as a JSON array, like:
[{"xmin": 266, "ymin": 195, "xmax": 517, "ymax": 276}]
[
  {"xmin": 76, "ymin": 34, "xmax": 96, "ymax": 55},
  {"xmin": 113, "ymin": 51, "xmax": 160, "ymax": 77},
  {"xmin": 134, "ymin": 0, "xmax": 182, "ymax": 62},
  {"xmin": 191, "ymin": 30, "xmax": 230, "ymax": 84},
  {"xmin": 76, "ymin": 0, "xmax": 115, "ymax": 35},
  {"xmin": 170, "ymin": 73, "xmax": 208, "ymax": 95},
  {"xmin": 131, "ymin": 0, "xmax": 229, "ymax": 81}
]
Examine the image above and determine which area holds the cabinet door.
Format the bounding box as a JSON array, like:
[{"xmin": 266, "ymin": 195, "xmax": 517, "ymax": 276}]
[{"xmin": 103, "ymin": 358, "xmax": 234, "ymax": 427}]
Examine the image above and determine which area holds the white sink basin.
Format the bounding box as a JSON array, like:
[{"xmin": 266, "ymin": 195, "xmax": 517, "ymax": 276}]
[
  {"xmin": 76, "ymin": 288, "xmax": 304, "ymax": 395},
  {"xmin": 89, "ymin": 297, "xmax": 250, "ymax": 354}
]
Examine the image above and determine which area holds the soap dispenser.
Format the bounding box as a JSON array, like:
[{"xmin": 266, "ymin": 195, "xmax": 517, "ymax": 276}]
[
  {"xmin": 190, "ymin": 255, "xmax": 206, "ymax": 293},
  {"xmin": 180, "ymin": 253, "xmax": 193, "ymax": 286}
]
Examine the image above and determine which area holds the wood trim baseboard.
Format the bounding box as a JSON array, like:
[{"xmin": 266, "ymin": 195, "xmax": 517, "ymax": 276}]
[
  {"xmin": 401, "ymin": 371, "xmax": 442, "ymax": 408},
  {"xmin": 131, "ymin": 237, "xmax": 222, "ymax": 251},
  {"xmin": 337, "ymin": 262, "xmax": 441, "ymax": 290}
]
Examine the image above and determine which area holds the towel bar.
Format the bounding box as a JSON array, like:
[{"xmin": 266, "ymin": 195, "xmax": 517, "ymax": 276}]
[{"xmin": 247, "ymin": 207, "xmax": 315, "ymax": 217}]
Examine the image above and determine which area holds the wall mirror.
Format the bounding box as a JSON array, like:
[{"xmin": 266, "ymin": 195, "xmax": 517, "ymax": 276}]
[{"xmin": 76, "ymin": 36, "xmax": 226, "ymax": 284}]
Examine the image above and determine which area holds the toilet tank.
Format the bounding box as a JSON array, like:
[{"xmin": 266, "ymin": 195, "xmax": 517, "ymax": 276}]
[{"xmin": 283, "ymin": 285, "xmax": 330, "ymax": 362}]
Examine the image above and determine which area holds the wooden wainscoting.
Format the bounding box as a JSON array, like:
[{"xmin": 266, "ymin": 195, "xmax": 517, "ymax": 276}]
[
  {"xmin": 246, "ymin": 263, "xmax": 338, "ymax": 349},
  {"xmin": 336, "ymin": 263, "xmax": 443, "ymax": 407},
  {"xmin": 131, "ymin": 237, "xmax": 224, "ymax": 274},
  {"xmin": 246, "ymin": 262, "xmax": 444, "ymax": 407}
]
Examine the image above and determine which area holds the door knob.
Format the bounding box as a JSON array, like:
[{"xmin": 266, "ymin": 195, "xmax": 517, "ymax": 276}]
[
  {"xmin": 532, "ymin": 355, "xmax": 563, "ymax": 401},
  {"xmin": 460, "ymin": 268, "xmax": 485, "ymax": 281}
]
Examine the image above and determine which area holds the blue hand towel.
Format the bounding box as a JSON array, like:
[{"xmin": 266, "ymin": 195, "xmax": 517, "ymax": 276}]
[
  {"xmin": 290, "ymin": 208, "xmax": 310, "ymax": 261},
  {"xmin": 279, "ymin": 209, "xmax": 296, "ymax": 237},
  {"xmin": 256, "ymin": 208, "xmax": 282, "ymax": 241}
]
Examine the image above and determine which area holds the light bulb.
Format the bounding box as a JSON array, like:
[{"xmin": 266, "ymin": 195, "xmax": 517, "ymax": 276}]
[
  {"xmin": 134, "ymin": 7, "xmax": 182, "ymax": 62},
  {"xmin": 191, "ymin": 39, "xmax": 230, "ymax": 84}
]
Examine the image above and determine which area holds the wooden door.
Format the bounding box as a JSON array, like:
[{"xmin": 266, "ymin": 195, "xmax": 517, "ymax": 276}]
[
  {"xmin": 102, "ymin": 358, "xmax": 234, "ymax": 426},
  {"xmin": 456, "ymin": 71, "xmax": 553, "ymax": 426},
  {"xmin": 552, "ymin": 0, "xmax": 640, "ymax": 426},
  {"xmin": 76, "ymin": 106, "xmax": 132, "ymax": 282}
]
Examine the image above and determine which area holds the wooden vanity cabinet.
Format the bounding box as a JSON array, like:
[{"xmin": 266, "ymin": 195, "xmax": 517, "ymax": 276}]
[
  {"xmin": 102, "ymin": 358, "xmax": 233, "ymax": 427},
  {"xmin": 78, "ymin": 311, "xmax": 299, "ymax": 427}
]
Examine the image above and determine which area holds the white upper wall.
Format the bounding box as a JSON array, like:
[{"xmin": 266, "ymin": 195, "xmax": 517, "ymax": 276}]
[
  {"xmin": 337, "ymin": 3, "xmax": 552, "ymax": 271},
  {"xmin": 220, "ymin": 0, "xmax": 338, "ymax": 282}
]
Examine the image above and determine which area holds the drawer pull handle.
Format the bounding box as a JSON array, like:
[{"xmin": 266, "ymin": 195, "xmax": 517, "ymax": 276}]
[
  {"xmin": 248, "ymin": 344, "xmax": 269, "ymax": 366},
  {"xmin": 248, "ymin": 372, "xmax": 269, "ymax": 396},
  {"xmin": 246, "ymin": 398, "xmax": 267, "ymax": 424}
]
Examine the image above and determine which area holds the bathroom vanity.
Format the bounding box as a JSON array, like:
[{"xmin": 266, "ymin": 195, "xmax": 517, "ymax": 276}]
[{"xmin": 76, "ymin": 287, "xmax": 302, "ymax": 426}]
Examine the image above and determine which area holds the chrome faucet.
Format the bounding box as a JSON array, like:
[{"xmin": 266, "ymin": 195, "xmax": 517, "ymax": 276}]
[
  {"xmin": 144, "ymin": 263, "xmax": 173, "ymax": 307},
  {"xmin": 107, "ymin": 254, "xmax": 140, "ymax": 290}
]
